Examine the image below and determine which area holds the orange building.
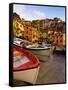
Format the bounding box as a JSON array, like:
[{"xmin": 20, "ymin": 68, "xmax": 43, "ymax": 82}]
[
  {"xmin": 58, "ymin": 32, "xmax": 65, "ymax": 46},
  {"xmin": 24, "ymin": 26, "xmax": 32, "ymax": 42},
  {"xmin": 62, "ymin": 32, "xmax": 65, "ymax": 46},
  {"xmin": 53, "ymin": 32, "xmax": 58, "ymax": 45},
  {"xmin": 53, "ymin": 32, "xmax": 65, "ymax": 46}
]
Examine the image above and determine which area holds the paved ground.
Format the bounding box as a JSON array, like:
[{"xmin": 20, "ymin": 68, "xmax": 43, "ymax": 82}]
[
  {"xmin": 36, "ymin": 54, "xmax": 66, "ymax": 84},
  {"xmin": 13, "ymin": 53, "xmax": 66, "ymax": 86}
]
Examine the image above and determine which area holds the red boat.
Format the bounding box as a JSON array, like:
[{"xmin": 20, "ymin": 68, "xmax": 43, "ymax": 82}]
[{"xmin": 13, "ymin": 44, "xmax": 40, "ymax": 84}]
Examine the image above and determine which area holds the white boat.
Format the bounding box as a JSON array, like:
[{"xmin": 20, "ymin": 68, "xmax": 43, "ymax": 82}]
[{"xmin": 25, "ymin": 45, "xmax": 53, "ymax": 62}]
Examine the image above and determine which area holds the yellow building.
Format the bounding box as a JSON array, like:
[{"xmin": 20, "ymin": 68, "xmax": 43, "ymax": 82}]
[
  {"xmin": 32, "ymin": 28, "xmax": 40, "ymax": 43},
  {"xmin": 13, "ymin": 15, "xmax": 24, "ymax": 38}
]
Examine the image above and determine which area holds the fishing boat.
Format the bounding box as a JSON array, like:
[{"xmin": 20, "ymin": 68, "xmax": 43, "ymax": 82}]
[
  {"xmin": 13, "ymin": 44, "xmax": 40, "ymax": 84},
  {"xmin": 25, "ymin": 44, "xmax": 53, "ymax": 62}
]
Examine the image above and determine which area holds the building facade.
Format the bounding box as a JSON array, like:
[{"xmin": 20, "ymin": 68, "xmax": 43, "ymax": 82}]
[{"xmin": 13, "ymin": 13, "xmax": 24, "ymax": 38}]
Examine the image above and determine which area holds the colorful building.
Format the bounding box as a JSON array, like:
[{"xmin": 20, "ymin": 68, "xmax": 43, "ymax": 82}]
[
  {"xmin": 52, "ymin": 32, "xmax": 65, "ymax": 46},
  {"xmin": 32, "ymin": 28, "xmax": 40, "ymax": 43},
  {"xmin": 13, "ymin": 13, "xmax": 24, "ymax": 38},
  {"xmin": 24, "ymin": 26, "xmax": 32, "ymax": 42},
  {"xmin": 13, "ymin": 13, "xmax": 66, "ymax": 47},
  {"xmin": 58, "ymin": 32, "xmax": 65, "ymax": 46}
]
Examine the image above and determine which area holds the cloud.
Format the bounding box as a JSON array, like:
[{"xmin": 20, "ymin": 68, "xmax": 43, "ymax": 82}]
[{"xmin": 34, "ymin": 10, "xmax": 45, "ymax": 18}]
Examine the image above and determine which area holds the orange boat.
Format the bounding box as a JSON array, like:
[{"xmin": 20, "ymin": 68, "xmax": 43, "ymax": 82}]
[{"xmin": 13, "ymin": 44, "xmax": 40, "ymax": 84}]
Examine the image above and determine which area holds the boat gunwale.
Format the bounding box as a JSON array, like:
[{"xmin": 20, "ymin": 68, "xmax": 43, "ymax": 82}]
[{"xmin": 13, "ymin": 44, "xmax": 40, "ymax": 71}]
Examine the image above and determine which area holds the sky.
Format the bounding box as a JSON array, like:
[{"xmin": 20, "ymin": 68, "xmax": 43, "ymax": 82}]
[{"xmin": 13, "ymin": 4, "xmax": 65, "ymax": 21}]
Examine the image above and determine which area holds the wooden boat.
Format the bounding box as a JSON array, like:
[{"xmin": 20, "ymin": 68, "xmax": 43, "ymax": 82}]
[
  {"xmin": 13, "ymin": 44, "xmax": 40, "ymax": 84},
  {"xmin": 25, "ymin": 45, "xmax": 53, "ymax": 62}
]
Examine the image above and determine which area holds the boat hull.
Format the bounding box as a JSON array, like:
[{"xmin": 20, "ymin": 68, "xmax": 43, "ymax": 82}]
[
  {"xmin": 13, "ymin": 66, "xmax": 40, "ymax": 84},
  {"xmin": 29, "ymin": 48, "xmax": 53, "ymax": 61},
  {"xmin": 13, "ymin": 44, "xmax": 40, "ymax": 84}
]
